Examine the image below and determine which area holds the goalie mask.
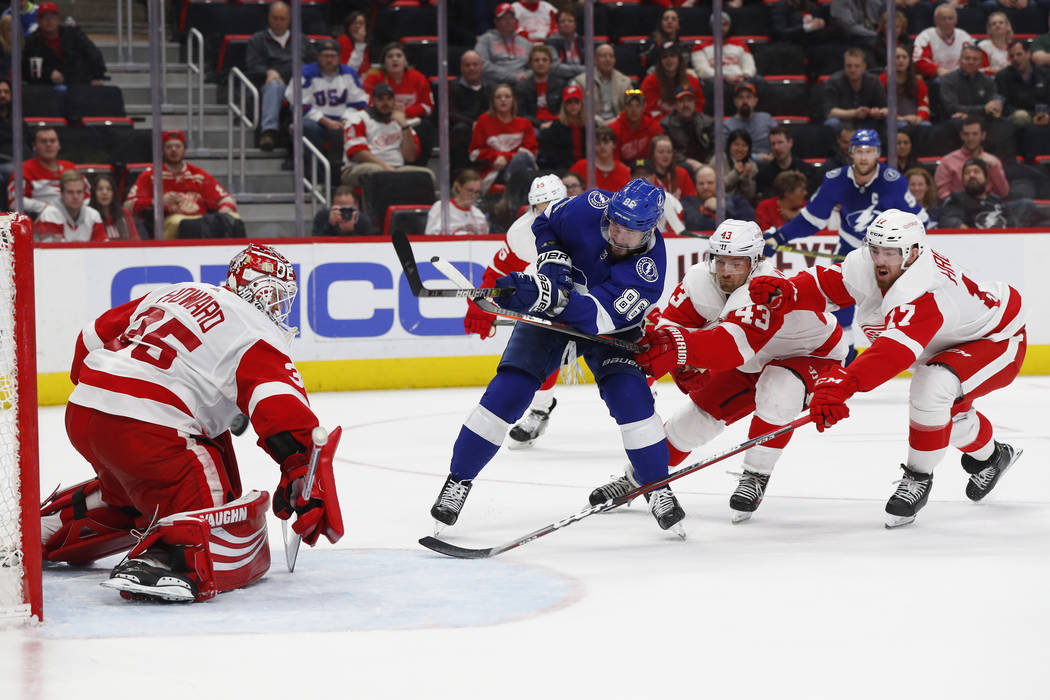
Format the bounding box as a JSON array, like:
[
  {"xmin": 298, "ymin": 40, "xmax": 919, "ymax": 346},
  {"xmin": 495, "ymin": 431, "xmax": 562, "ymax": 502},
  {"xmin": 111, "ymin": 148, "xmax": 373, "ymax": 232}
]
[
  {"xmin": 226, "ymin": 244, "xmax": 298, "ymax": 335},
  {"xmin": 864, "ymin": 209, "xmax": 926, "ymax": 270},
  {"xmin": 705, "ymin": 219, "xmax": 764, "ymax": 278}
]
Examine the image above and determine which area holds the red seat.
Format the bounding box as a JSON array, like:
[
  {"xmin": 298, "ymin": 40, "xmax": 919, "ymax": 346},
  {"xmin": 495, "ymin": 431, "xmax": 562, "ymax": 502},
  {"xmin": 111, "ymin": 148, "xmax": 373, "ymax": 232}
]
[
  {"xmin": 775, "ymin": 116, "xmax": 811, "ymax": 125},
  {"xmin": 81, "ymin": 116, "xmax": 134, "ymax": 128},
  {"xmin": 383, "ymin": 204, "xmax": 431, "ymax": 236},
  {"xmin": 75, "ymin": 163, "xmax": 116, "ymax": 177},
  {"xmin": 24, "ymin": 116, "xmax": 67, "ymax": 128},
  {"xmin": 217, "ymin": 34, "xmax": 251, "ymax": 75}
]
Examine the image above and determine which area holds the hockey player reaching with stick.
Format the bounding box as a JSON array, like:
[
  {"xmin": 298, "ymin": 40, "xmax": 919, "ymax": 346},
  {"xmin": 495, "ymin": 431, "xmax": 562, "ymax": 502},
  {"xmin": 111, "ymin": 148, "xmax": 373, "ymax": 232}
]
[
  {"xmin": 40, "ymin": 244, "xmax": 343, "ymax": 602},
  {"xmin": 750, "ymin": 209, "xmax": 1026, "ymax": 527},
  {"xmin": 430, "ymin": 179, "xmax": 687, "ymax": 535},
  {"xmin": 464, "ymin": 174, "xmax": 567, "ymax": 449},
  {"xmin": 619, "ymin": 220, "xmax": 850, "ymax": 522},
  {"xmin": 763, "ymin": 129, "xmax": 927, "ymax": 363}
]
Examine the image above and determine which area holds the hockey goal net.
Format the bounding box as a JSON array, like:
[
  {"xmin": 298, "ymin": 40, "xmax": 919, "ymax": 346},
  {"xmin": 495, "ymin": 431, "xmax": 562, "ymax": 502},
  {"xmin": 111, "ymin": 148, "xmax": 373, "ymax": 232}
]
[{"xmin": 0, "ymin": 213, "xmax": 41, "ymax": 624}]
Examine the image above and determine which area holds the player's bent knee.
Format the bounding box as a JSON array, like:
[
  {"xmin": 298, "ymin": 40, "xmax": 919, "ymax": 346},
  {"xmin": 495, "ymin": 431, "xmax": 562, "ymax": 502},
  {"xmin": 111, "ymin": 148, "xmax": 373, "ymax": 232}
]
[
  {"xmin": 599, "ymin": 371, "xmax": 655, "ymax": 424},
  {"xmin": 41, "ymin": 478, "xmax": 142, "ymax": 565},
  {"xmin": 666, "ymin": 403, "xmax": 724, "ymax": 452},
  {"xmin": 910, "ymin": 363, "xmax": 961, "ymax": 414},
  {"xmin": 126, "ymin": 490, "xmax": 270, "ymax": 602},
  {"xmin": 755, "ymin": 366, "xmax": 806, "ymax": 426}
]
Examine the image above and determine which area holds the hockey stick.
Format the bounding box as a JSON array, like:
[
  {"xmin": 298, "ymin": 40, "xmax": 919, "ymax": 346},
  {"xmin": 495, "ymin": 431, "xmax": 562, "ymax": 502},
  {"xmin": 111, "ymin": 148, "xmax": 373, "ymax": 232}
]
[
  {"xmin": 429, "ymin": 256, "xmax": 514, "ymax": 327},
  {"xmin": 776, "ymin": 244, "xmax": 846, "ymax": 261},
  {"xmin": 419, "ymin": 415, "xmax": 811, "ymax": 559},
  {"xmin": 392, "ymin": 231, "xmax": 512, "ymax": 299},
  {"xmin": 282, "ymin": 426, "xmax": 329, "ymax": 573}
]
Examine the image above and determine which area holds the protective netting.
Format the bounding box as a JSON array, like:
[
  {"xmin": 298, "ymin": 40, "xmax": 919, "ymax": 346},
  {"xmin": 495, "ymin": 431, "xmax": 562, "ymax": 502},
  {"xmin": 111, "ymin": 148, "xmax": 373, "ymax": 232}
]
[{"xmin": 0, "ymin": 213, "xmax": 29, "ymax": 623}]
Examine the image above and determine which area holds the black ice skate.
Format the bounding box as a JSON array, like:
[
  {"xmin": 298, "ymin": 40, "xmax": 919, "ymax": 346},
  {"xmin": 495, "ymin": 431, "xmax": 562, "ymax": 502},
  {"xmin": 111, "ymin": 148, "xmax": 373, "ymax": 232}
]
[
  {"xmin": 430, "ymin": 475, "xmax": 473, "ymax": 534},
  {"xmin": 962, "ymin": 441, "xmax": 1022, "ymax": 502},
  {"xmin": 589, "ymin": 463, "xmax": 642, "ymax": 506},
  {"xmin": 729, "ymin": 469, "xmax": 771, "ymax": 523},
  {"xmin": 507, "ymin": 398, "xmax": 557, "ymax": 450},
  {"xmin": 645, "ymin": 485, "xmax": 686, "ymax": 538},
  {"xmin": 101, "ymin": 553, "xmax": 197, "ymax": 602},
  {"xmin": 884, "ymin": 465, "xmax": 933, "ymax": 528}
]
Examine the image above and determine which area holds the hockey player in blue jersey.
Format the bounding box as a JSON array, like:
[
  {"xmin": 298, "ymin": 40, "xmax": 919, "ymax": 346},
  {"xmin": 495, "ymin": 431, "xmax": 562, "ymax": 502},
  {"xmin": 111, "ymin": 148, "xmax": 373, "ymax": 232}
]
[
  {"xmin": 763, "ymin": 129, "xmax": 927, "ymax": 360},
  {"xmin": 430, "ymin": 179, "xmax": 686, "ymax": 536}
]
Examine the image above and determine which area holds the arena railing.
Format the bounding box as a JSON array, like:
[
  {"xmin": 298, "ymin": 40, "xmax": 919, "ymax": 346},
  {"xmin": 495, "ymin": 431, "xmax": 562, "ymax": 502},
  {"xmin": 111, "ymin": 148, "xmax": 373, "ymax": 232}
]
[
  {"xmin": 227, "ymin": 67, "xmax": 259, "ymax": 196},
  {"xmin": 186, "ymin": 28, "xmax": 206, "ymax": 147},
  {"xmin": 302, "ymin": 137, "xmax": 331, "ymax": 217}
]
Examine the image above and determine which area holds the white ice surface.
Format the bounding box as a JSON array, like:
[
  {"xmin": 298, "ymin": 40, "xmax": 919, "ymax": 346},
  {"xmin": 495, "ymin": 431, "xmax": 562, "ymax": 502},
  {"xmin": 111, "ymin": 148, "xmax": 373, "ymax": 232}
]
[{"xmin": 2, "ymin": 377, "xmax": 1049, "ymax": 700}]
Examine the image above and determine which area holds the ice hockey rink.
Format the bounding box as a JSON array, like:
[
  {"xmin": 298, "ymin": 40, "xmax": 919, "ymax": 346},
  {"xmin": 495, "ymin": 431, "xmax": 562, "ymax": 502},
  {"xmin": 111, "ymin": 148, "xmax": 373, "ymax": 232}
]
[{"xmin": 3, "ymin": 376, "xmax": 1049, "ymax": 700}]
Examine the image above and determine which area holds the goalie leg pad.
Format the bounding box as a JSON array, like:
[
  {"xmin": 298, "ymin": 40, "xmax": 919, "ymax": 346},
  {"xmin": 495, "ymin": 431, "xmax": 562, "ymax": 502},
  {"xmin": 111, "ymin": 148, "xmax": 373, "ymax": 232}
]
[
  {"xmin": 123, "ymin": 490, "xmax": 271, "ymax": 601},
  {"xmin": 41, "ymin": 478, "xmax": 143, "ymax": 565}
]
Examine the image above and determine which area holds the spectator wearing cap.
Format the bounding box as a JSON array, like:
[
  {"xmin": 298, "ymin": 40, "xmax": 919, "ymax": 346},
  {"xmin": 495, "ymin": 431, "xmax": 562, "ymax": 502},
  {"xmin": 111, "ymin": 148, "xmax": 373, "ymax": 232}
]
[
  {"xmin": 545, "ymin": 8, "xmax": 586, "ymax": 79},
  {"xmin": 755, "ymin": 169, "xmax": 809, "ymax": 232},
  {"xmin": 288, "ymin": 38, "xmax": 367, "ymax": 169},
  {"xmin": 570, "ymin": 125, "xmax": 631, "ymax": 191},
  {"xmin": 342, "ymin": 82, "xmax": 434, "ymax": 187},
  {"xmin": 469, "ymin": 83, "xmax": 538, "ymax": 192},
  {"xmin": 34, "ymin": 169, "xmax": 104, "ymax": 242},
  {"xmin": 451, "ymin": 50, "xmax": 491, "ymax": 170},
  {"xmin": 246, "ymin": 1, "xmax": 316, "ymax": 151},
  {"xmin": 125, "ymin": 130, "xmax": 244, "ymax": 239},
  {"xmin": 476, "ymin": 3, "xmax": 533, "ymax": 87},
  {"xmin": 660, "ymin": 85, "xmax": 714, "ymax": 174},
  {"xmin": 690, "ymin": 12, "xmax": 757, "ymax": 85},
  {"xmin": 571, "ymin": 43, "xmax": 634, "ymax": 125},
  {"xmin": 629, "ymin": 158, "xmax": 686, "ymax": 236},
  {"xmin": 756, "ymin": 125, "xmax": 819, "ymax": 199},
  {"xmin": 511, "ymin": 0, "xmax": 558, "ymax": 44},
  {"xmin": 608, "ymin": 88, "xmax": 665, "ymax": 164},
  {"xmin": 822, "ymin": 47, "xmax": 887, "ymax": 132},
  {"xmin": 934, "ymin": 115, "xmax": 1009, "ymax": 200},
  {"xmin": 723, "ymin": 80, "xmax": 776, "ymax": 162},
  {"xmin": 516, "ymin": 45, "xmax": 567, "ymax": 129},
  {"xmin": 538, "ymin": 83, "xmax": 588, "ymax": 170},
  {"xmin": 23, "ymin": 1, "xmax": 106, "ymax": 87},
  {"xmin": 641, "ymin": 41, "xmax": 702, "ymax": 119}
]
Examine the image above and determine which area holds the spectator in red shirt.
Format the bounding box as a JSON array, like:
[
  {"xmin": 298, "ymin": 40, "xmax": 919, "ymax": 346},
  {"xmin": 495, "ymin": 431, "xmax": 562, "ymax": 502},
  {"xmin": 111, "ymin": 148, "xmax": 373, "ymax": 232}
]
[
  {"xmin": 880, "ymin": 45, "xmax": 931, "ymax": 126},
  {"xmin": 8, "ymin": 125, "xmax": 82, "ymax": 217},
  {"xmin": 538, "ymin": 83, "xmax": 587, "ymax": 170},
  {"xmin": 337, "ymin": 11, "xmax": 370, "ymax": 75},
  {"xmin": 363, "ymin": 42, "xmax": 435, "ymax": 163},
  {"xmin": 641, "ymin": 41, "xmax": 703, "ymax": 119},
  {"xmin": 755, "ymin": 170, "xmax": 809, "ymax": 232},
  {"xmin": 570, "ymin": 125, "xmax": 631, "ymax": 191},
  {"xmin": 88, "ymin": 173, "xmax": 139, "ymax": 240},
  {"xmin": 608, "ymin": 88, "xmax": 664, "ymax": 164},
  {"xmin": 125, "ymin": 130, "xmax": 244, "ymax": 239},
  {"xmin": 470, "ymin": 83, "xmax": 538, "ymax": 192},
  {"xmin": 650, "ymin": 133, "xmax": 696, "ymax": 201}
]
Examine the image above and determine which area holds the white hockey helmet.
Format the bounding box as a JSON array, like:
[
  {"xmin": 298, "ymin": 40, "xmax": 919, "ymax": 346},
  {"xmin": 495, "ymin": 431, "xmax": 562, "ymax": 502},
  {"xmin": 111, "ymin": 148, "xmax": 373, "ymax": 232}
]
[
  {"xmin": 226, "ymin": 244, "xmax": 298, "ymax": 336},
  {"xmin": 864, "ymin": 209, "xmax": 925, "ymax": 269},
  {"xmin": 528, "ymin": 174, "xmax": 567, "ymax": 206},
  {"xmin": 706, "ymin": 219, "xmax": 765, "ymax": 273}
]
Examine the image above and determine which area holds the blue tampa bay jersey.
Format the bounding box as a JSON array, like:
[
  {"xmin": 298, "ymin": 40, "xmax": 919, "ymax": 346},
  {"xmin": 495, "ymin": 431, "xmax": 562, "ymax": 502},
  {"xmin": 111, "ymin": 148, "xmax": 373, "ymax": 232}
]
[
  {"xmin": 780, "ymin": 164, "xmax": 927, "ymax": 250},
  {"xmin": 533, "ymin": 189, "xmax": 667, "ymax": 335}
]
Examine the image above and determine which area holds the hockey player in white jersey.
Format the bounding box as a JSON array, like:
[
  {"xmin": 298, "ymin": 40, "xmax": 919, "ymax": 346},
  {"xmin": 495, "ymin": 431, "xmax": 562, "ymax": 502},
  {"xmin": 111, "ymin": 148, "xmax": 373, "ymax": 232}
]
[
  {"xmin": 40, "ymin": 244, "xmax": 344, "ymax": 601},
  {"xmin": 623, "ymin": 220, "xmax": 849, "ymax": 521},
  {"xmin": 463, "ymin": 174, "xmax": 567, "ymax": 448},
  {"xmin": 750, "ymin": 209, "xmax": 1026, "ymax": 526}
]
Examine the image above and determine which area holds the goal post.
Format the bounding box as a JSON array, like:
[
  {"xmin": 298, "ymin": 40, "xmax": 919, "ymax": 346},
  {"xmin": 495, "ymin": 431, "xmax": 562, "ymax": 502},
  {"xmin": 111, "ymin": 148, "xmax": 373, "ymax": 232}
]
[{"xmin": 0, "ymin": 212, "xmax": 42, "ymax": 624}]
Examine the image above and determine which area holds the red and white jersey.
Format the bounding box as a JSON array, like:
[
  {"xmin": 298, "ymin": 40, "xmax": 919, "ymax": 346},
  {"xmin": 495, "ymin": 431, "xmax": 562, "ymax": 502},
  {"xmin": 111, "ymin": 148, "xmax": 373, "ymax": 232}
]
[
  {"xmin": 690, "ymin": 39, "xmax": 756, "ymax": 81},
  {"xmin": 469, "ymin": 113, "xmax": 538, "ymax": 176},
  {"xmin": 512, "ymin": 1, "xmax": 557, "ymax": 43},
  {"xmin": 10, "ymin": 158, "xmax": 86, "ymax": 214},
  {"xmin": 793, "ymin": 247, "xmax": 1025, "ymax": 391},
  {"xmin": 69, "ymin": 282, "xmax": 315, "ymax": 442},
  {"xmin": 659, "ymin": 259, "xmax": 849, "ymax": 373},
  {"xmin": 912, "ymin": 27, "xmax": 974, "ymax": 78},
  {"xmin": 126, "ymin": 163, "xmax": 237, "ymax": 218},
  {"xmin": 362, "ymin": 69, "xmax": 434, "ymax": 118},
  {"xmin": 659, "ymin": 190, "xmax": 685, "ymax": 235},
  {"xmin": 343, "ymin": 109, "xmax": 419, "ymax": 167},
  {"xmin": 34, "ymin": 202, "xmax": 105, "ymax": 242},
  {"xmin": 425, "ymin": 199, "xmax": 489, "ymax": 236}
]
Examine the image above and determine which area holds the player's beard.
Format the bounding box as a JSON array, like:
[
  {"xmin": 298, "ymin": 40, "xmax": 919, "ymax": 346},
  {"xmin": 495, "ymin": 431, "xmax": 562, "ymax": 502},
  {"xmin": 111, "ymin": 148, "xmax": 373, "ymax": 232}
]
[{"xmin": 854, "ymin": 160, "xmax": 876, "ymax": 179}]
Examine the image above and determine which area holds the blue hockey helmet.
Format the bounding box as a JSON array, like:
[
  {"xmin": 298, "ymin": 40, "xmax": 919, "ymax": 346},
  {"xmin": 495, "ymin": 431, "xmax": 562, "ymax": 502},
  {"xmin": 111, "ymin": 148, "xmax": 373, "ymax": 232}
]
[
  {"xmin": 601, "ymin": 179, "xmax": 665, "ymax": 251},
  {"xmin": 850, "ymin": 128, "xmax": 881, "ymax": 153}
]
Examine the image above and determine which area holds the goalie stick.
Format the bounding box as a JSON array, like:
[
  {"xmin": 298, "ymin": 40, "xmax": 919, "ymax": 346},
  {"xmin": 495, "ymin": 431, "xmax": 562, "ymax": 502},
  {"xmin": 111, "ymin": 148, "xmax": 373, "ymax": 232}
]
[
  {"xmin": 393, "ymin": 232, "xmax": 644, "ymax": 353},
  {"xmin": 419, "ymin": 415, "xmax": 811, "ymax": 559},
  {"xmin": 282, "ymin": 426, "xmax": 328, "ymax": 572}
]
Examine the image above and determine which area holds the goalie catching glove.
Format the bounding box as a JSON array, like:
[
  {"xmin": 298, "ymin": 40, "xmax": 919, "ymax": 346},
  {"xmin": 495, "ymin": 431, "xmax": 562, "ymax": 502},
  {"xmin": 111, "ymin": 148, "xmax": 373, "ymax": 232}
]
[{"xmin": 272, "ymin": 426, "xmax": 344, "ymax": 546}]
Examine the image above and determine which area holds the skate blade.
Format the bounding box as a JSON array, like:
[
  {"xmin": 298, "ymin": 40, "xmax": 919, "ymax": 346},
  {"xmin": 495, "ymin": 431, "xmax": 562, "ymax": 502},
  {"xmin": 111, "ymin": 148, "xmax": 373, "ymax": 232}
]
[
  {"xmin": 884, "ymin": 513, "xmax": 916, "ymax": 529},
  {"xmin": 433, "ymin": 520, "xmax": 449, "ymax": 537},
  {"xmin": 505, "ymin": 439, "xmax": 536, "ymax": 451},
  {"xmin": 100, "ymin": 577, "xmax": 194, "ymax": 603},
  {"xmin": 670, "ymin": 523, "xmax": 687, "ymax": 540},
  {"xmin": 731, "ymin": 510, "xmax": 753, "ymax": 524}
]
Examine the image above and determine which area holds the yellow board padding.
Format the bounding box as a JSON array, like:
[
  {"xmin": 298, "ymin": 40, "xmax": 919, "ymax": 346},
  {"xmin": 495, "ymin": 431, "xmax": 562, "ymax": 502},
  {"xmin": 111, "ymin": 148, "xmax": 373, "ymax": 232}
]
[{"xmin": 34, "ymin": 344, "xmax": 1050, "ymax": 407}]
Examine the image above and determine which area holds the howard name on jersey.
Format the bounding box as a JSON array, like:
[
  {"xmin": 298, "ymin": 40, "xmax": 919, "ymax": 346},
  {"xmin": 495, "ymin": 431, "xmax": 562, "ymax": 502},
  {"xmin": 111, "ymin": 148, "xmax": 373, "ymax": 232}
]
[
  {"xmin": 660, "ymin": 259, "xmax": 848, "ymax": 372},
  {"xmin": 781, "ymin": 165, "xmax": 926, "ymax": 249},
  {"xmin": 797, "ymin": 247, "xmax": 1025, "ymax": 390},
  {"xmin": 535, "ymin": 190, "xmax": 667, "ymax": 335},
  {"xmin": 69, "ymin": 282, "xmax": 313, "ymax": 440}
]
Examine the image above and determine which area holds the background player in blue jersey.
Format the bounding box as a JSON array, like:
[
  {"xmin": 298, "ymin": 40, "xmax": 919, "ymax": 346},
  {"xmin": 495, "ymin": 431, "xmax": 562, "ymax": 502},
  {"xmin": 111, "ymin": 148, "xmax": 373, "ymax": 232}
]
[
  {"xmin": 430, "ymin": 179, "xmax": 687, "ymax": 536},
  {"xmin": 763, "ymin": 129, "xmax": 927, "ymax": 361}
]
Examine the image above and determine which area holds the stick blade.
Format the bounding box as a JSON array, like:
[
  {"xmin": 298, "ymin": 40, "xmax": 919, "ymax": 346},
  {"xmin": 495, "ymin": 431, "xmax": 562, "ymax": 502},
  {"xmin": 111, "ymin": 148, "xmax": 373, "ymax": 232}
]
[
  {"xmin": 391, "ymin": 231, "xmax": 424, "ymax": 294},
  {"xmin": 418, "ymin": 536, "xmax": 495, "ymax": 559}
]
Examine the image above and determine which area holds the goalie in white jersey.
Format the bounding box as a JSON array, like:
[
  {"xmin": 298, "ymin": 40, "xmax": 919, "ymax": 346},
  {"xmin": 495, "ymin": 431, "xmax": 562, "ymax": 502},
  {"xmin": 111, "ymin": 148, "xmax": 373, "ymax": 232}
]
[
  {"xmin": 40, "ymin": 244, "xmax": 344, "ymax": 602},
  {"xmin": 750, "ymin": 209, "xmax": 1026, "ymax": 526},
  {"xmin": 621, "ymin": 220, "xmax": 849, "ymax": 522}
]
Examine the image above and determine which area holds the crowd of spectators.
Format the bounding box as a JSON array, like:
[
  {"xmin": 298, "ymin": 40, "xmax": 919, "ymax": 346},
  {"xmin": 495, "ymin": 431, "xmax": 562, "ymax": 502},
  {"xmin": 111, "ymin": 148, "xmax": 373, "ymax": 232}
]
[{"xmin": 12, "ymin": 0, "xmax": 1050, "ymax": 239}]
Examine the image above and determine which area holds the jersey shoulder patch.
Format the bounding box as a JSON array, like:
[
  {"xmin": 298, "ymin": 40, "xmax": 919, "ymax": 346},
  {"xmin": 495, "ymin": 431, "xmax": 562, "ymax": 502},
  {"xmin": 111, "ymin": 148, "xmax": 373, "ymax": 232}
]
[
  {"xmin": 825, "ymin": 167, "xmax": 843, "ymax": 179},
  {"xmin": 587, "ymin": 190, "xmax": 610, "ymax": 209},
  {"xmin": 883, "ymin": 167, "xmax": 901, "ymax": 182},
  {"xmin": 635, "ymin": 256, "xmax": 659, "ymax": 283}
]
